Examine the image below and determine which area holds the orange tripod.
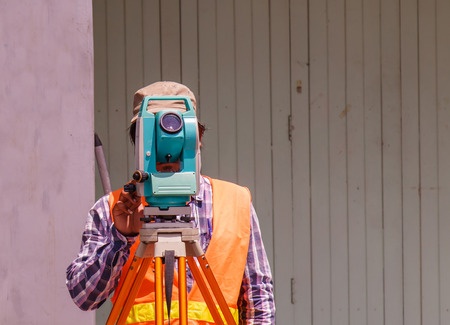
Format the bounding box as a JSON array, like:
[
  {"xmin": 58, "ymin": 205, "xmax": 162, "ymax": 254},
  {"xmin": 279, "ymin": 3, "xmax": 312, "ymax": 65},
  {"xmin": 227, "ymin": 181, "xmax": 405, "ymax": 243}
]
[{"xmin": 106, "ymin": 211, "xmax": 237, "ymax": 325}]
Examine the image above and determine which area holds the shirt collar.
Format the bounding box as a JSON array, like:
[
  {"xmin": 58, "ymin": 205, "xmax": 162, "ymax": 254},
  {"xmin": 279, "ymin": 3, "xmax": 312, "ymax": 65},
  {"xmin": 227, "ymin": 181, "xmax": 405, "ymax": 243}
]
[{"xmin": 194, "ymin": 175, "xmax": 207, "ymax": 202}]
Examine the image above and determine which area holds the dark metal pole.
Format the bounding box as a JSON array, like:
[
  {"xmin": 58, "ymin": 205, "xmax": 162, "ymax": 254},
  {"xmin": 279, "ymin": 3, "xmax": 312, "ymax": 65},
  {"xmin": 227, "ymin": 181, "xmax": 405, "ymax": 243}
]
[{"xmin": 95, "ymin": 133, "xmax": 112, "ymax": 194}]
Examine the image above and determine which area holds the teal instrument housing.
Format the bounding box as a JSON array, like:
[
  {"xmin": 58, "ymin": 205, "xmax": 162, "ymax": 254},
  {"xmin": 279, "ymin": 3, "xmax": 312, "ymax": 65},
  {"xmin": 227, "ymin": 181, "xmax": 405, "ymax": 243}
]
[{"xmin": 135, "ymin": 96, "xmax": 198, "ymax": 211}]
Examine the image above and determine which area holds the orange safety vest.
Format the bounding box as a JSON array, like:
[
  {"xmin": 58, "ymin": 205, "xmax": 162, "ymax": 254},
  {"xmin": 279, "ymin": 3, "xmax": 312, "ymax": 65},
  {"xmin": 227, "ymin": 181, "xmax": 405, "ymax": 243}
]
[{"xmin": 109, "ymin": 177, "xmax": 251, "ymax": 325}]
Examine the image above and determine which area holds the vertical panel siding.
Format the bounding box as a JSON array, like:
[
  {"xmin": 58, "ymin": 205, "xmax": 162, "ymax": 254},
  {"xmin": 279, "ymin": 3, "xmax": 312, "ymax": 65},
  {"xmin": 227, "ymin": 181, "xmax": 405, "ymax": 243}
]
[
  {"xmin": 346, "ymin": 0, "xmax": 367, "ymax": 323},
  {"xmin": 437, "ymin": 1, "xmax": 450, "ymax": 324},
  {"xmin": 106, "ymin": 0, "xmax": 129, "ymax": 189},
  {"xmin": 142, "ymin": 0, "xmax": 162, "ymax": 84},
  {"xmin": 290, "ymin": 0, "xmax": 312, "ymax": 322},
  {"xmin": 93, "ymin": 0, "xmax": 450, "ymax": 324},
  {"xmin": 198, "ymin": 0, "xmax": 219, "ymax": 177},
  {"xmin": 401, "ymin": 0, "xmax": 421, "ymax": 324},
  {"xmin": 251, "ymin": 0, "xmax": 274, "ymax": 267},
  {"xmin": 419, "ymin": 0, "xmax": 440, "ymax": 323},
  {"xmin": 217, "ymin": 0, "xmax": 238, "ymax": 182},
  {"xmin": 235, "ymin": 0, "xmax": 255, "ymax": 194},
  {"xmin": 329, "ymin": 0, "xmax": 350, "ymax": 324},
  {"xmin": 180, "ymin": 0, "xmax": 199, "ymax": 96},
  {"xmin": 93, "ymin": 0, "xmax": 109, "ymax": 196},
  {"xmin": 270, "ymin": 0, "xmax": 296, "ymax": 318},
  {"xmin": 161, "ymin": 0, "xmax": 181, "ymax": 81},
  {"xmin": 380, "ymin": 0, "xmax": 404, "ymax": 323},
  {"xmin": 125, "ymin": 0, "xmax": 145, "ymax": 172},
  {"xmin": 309, "ymin": 0, "xmax": 332, "ymax": 322},
  {"xmin": 363, "ymin": 0, "xmax": 385, "ymax": 323}
]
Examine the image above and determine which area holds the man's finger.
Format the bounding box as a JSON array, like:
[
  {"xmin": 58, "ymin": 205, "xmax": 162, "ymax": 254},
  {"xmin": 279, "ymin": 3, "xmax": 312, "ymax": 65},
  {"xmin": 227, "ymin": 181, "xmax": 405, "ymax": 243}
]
[{"xmin": 115, "ymin": 201, "xmax": 135, "ymax": 216}]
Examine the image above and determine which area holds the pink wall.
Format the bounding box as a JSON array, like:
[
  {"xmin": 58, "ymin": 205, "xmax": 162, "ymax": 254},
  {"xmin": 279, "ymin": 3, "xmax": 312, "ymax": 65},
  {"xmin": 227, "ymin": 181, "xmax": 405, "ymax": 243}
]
[{"xmin": 0, "ymin": 1, "xmax": 95, "ymax": 324}]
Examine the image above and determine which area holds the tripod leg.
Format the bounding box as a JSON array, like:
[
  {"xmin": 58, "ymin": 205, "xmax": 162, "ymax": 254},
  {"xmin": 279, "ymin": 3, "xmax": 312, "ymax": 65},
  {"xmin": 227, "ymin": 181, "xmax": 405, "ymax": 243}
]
[
  {"xmin": 196, "ymin": 256, "xmax": 237, "ymax": 325},
  {"xmin": 116, "ymin": 258, "xmax": 152, "ymax": 324},
  {"xmin": 186, "ymin": 257, "xmax": 225, "ymax": 325},
  {"xmin": 155, "ymin": 257, "xmax": 164, "ymax": 325},
  {"xmin": 107, "ymin": 256, "xmax": 144, "ymax": 325},
  {"xmin": 178, "ymin": 256, "xmax": 188, "ymax": 325}
]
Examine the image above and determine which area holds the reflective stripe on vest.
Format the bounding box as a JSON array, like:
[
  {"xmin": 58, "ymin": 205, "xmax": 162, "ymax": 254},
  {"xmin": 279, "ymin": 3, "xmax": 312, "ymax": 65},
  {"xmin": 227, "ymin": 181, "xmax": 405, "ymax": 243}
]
[
  {"xmin": 109, "ymin": 177, "xmax": 251, "ymax": 324},
  {"xmin": 125, "ymin": 301, "xmax": 239, "ymax": 324}
]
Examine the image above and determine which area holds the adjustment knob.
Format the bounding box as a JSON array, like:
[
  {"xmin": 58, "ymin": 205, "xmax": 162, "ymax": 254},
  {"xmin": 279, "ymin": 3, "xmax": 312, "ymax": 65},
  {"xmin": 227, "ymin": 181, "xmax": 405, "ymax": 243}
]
[
  {"xmin": 123, "ymin": 183, "xmax": 136, "ymax": 193},
  {"xmin": 132, "ymin": 170, "xmax": 149, "ymax": 183}
]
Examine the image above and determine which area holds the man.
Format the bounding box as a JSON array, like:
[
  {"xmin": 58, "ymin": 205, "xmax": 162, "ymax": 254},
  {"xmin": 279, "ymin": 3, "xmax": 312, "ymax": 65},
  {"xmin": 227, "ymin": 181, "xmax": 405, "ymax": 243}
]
[{"xmin": 66, "ymin": 81, "xmax": 275, "ymax": 324}]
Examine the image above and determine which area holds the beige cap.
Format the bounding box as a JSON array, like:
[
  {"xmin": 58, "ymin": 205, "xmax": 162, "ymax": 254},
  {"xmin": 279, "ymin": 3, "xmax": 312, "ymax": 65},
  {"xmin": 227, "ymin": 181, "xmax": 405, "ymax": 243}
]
[{"xmin": 131, "ymin": 81, "xmax": 197, "ymax": 123}]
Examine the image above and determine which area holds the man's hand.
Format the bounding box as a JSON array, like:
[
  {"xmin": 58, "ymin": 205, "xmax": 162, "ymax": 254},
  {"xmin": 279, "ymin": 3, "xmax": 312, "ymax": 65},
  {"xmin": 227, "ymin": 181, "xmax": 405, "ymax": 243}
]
[{"xmin": 112, "ymin": 183, "xmax": 144, "ymax": 236}]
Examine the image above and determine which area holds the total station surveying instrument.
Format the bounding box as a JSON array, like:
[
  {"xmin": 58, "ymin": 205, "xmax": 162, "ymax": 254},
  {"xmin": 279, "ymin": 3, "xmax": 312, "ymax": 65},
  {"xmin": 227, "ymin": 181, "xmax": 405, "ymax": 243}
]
[{"xmin": 106, "ymin": 96, "xmax": 236, "ymax": 325}]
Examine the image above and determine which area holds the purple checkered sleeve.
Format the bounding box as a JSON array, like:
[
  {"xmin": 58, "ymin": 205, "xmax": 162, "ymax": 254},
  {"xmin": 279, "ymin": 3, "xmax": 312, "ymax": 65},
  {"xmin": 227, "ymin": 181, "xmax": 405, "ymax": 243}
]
[
  {"xmin": 66, "ymin": 176, "xmax": 275, "ymax": 323},
  {"xmin": 239, "ymin": 205, "xmax": 276, "ymax": 324},
  {"xmin": 65, "ymin": 195, "xmax": 134, "ymax": 310}
]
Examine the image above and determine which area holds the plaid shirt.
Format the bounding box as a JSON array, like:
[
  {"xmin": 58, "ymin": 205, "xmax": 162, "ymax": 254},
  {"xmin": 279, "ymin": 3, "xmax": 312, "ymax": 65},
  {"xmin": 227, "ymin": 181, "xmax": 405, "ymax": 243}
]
[{"xmin": 66, "ymin": 176, "xmax": 275, "ymax": 324}]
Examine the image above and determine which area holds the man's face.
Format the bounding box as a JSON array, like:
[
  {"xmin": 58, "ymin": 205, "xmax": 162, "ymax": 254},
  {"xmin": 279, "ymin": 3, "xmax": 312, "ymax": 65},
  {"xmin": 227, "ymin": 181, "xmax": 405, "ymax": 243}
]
[{"xmin": 156, "ymin": 162, "xmax": 180, "ymax": 172}]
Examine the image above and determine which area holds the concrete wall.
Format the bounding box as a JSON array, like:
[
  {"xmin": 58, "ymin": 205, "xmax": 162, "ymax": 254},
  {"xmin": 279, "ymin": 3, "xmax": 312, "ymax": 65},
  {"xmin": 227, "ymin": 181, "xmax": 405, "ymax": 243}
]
[{"xmin": 0, "ymin": 1, "xmax": 95, "ymax": 324}]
